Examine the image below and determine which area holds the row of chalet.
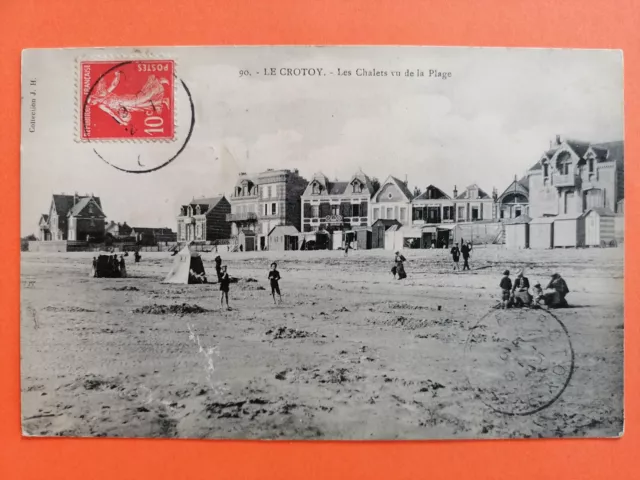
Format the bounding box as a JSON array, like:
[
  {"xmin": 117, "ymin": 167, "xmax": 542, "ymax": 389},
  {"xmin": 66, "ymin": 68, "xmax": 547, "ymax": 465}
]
[{"xmin": 38, "ymin": 193, "xmax": 176, "ymax": 244}]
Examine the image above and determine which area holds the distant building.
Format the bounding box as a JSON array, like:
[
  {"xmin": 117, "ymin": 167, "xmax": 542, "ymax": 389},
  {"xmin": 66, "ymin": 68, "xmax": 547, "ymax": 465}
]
[
  {"xmin": 453, "ymin": 184, "xmax": 495, "ymax": 222},
  {"xmin": 228, "ymin": 169, "xmax": 308, "ymax": 250},
  {"xmin": 105, "ymin": 221, "xmax": 133, "ymax": 238},
  {"xmin": 301, "ymin": 170, "xmax": 375, "ymax": 234},
  {"xmin": 528, "ymin": 136, "xmax": 624, "ymax": 218},
  {"xmin": 411, "ymin": 185, "xmax": 455, "ymax": 225},
  {"xmin": 177, "ymin": 195, "xmax": 231, "ymax": 243},
  {"xmin": 39, "ymin": 193, "xmax": 106, "ymax": 242},
  {"xmin": 370, "ymin": 175, "xmax": 414, "ymax": 225},
  {"xmin": 130, "ymin": 227, "xmax": 177, "ymax": 245},
  {"xmin": 497, "ymin": 176, "xmax": 530, "ymax": 220}
]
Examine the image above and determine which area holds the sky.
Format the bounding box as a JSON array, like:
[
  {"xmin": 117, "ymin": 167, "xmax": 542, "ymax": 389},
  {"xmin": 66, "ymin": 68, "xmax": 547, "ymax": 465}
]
[{"xmin": 21, "ymin": 47, "xmax": 624, "ymax": 236}]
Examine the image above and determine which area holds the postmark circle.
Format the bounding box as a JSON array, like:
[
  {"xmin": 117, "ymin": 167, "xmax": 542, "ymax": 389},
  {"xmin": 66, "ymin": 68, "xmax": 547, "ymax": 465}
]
[{"xmin": 463, "ymin": 308, "xmax": 575, "ymax": 416}]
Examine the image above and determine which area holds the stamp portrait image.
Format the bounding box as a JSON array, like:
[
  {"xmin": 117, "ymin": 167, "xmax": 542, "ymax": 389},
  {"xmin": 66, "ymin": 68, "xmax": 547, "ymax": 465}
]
[
  {"xmin": 79, "ymin": 60, "xmax": 175, "ymax": 140},
  {"xmin": 20, "ymin": 46, "xmax": 624, "ymax": 440}
]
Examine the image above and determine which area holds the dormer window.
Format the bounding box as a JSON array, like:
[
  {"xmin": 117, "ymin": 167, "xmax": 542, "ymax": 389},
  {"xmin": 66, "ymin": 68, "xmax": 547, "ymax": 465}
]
[
  {"xmin": 88, "ymin": 204, "xmax": 94, "ymax": 214},
  {"xmin": 352, "ymin": 181, "xmax": 362, "ymax": 193},
  {"xmin": 312, "ymin": 182, "xmax": 320, "ymax": 195},
  {"xmin": 556, "ymin": 151, "xmax": 572, "ymax": 175},
  {"xmin": 195, "ymin": 205, "xmax": 201, "ymax": 215}
]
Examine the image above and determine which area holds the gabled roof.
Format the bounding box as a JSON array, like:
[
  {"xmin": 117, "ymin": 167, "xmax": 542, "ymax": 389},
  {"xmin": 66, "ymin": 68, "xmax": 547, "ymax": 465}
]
[
  {"xmin": 52, "ymin": 194, "xmax": 102, "ymax": 217},
  {"xmin": 67, "ymin": 196, "xmax": 106, "ymax": 218},
  {"xmin": 39, "ymin": 214, "xmax": 49, "ymax": 223},
  {"xmin": 349, "ymin": 169, "xmax": 375, "ymax": 196},
  {"xmin": 373, "ymin": 175, "xmax": 414, "ymax": 202},
  {"xmin": 529, "ymin": 139, "xmax": 624, "ymax": 172},
  {"xmin": 190, "ymin": 195, "xmax": 226, "ymax": 214},
  {"xmin": 497, "ymin": 178, "xmax": 529, "ymax": 203},
  {"xmin": 233, "ymin": 174, "xmax": 258, "ymax": 188},
  {"xmin": 372, "ymin": 219, "xmax": 402, "ymax": 229},
  {"xmin": 414, "ymin": 184, "xmax": 450, "ymax": 201},
  {"xmin": 455, "ymin": 184, "xmax": 490, "ymax": 199},
  {"xmin": 268, "ymin": 225, "xmax": 300, "ymax": 236}
]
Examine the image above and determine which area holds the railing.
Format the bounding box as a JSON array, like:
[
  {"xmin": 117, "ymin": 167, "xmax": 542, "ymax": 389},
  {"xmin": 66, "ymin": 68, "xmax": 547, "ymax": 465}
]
[
  {"xmin": 226, "ymin": 212, "xmax": 258, "ymax": 222},
  {"xmin": 552, "ymin": 173, "xmax": 579, "ymax": 187}
]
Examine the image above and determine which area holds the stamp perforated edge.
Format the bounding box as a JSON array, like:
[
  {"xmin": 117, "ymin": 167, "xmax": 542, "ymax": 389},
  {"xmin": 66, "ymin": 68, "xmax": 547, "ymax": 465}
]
[{"xmin": 74, "ymin": 52, "xmax": 178, "ymax": 143}]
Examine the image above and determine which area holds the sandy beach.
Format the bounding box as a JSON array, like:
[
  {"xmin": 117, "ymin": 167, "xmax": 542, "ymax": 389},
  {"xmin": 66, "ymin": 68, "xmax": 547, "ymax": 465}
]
[{"xmin": 20, "ymin": 246, "xmax": 624, "ymax": 439}]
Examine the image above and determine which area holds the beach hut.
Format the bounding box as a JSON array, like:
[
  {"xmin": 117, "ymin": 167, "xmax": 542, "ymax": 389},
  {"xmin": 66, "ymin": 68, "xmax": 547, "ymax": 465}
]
[
  {"xmin": 529, "ymin": 216, "xmax": 555, "ymax": 249},
  {"xmin": 238, "ymin": 229, "xmax": 256, "ymax": 252},
  {"xmin": 268, "ymin": 225, "xmax": 300, "ymax": 251},
  {"xmin": 584, "ymin": 208, "xmax": 616, "ymax": 247},
  {"xmin": 352, "ymin": 226, "xmax": 372, "ymax": 250},
  {"xmin": 331, "ymin": 230, "xmax": 342, "ymax": 250},
  {"xmin": 504, "ymin": 215, "xmax": 531, "ymax": 249},
  {"xmin": 371, "ymin": 219, "xmax": 401, "ymax": 249},
  {"xmin": 399, "ymin": 226, "xmax": 422, "ymax": 249},
  {"xmin": 384, "ymin": 225, "xmax": 402, "ymax": 251},
  {"xmin": 553, "ymin": 213, "xmax": 585, "ymax": 248}
]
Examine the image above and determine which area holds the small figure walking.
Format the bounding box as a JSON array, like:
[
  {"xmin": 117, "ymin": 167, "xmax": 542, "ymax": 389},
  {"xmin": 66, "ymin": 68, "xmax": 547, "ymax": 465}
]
[
  {"xmin": 268, "ymin": 262, "xmax": 282, "ymax": 304},
  {"xmin": 91, "ymin": 257, "xmax": 97, "ymax": 278},
  {"xmin": 219, "ymin": 266, "xmax": 231, "ymax": 310},
  {"xmin": 450, "ymin": 242, "xmax": 460, "ymax": 270},
  {"xmin": 461, "ymin": 242, "xmax": 471, "ymax": 271},
  {"xmin": 394, "ymin": 251, "xmax": 407, "ymax": 280},
  {"xmin": 499, "ymin": 270, "xmax": 513, "ymax": 309},
  {"xmin": 344, "ymin": 241, "xmax": 350, "ymax": 257}
]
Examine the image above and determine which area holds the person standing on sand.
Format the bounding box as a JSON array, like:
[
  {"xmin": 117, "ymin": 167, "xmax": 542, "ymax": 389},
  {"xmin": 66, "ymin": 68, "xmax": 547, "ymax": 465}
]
[
  {"xmin": 499, "ymin": 270, "xmax": 512, "ymax": 309},
  {"xmin": 344, "ymin": 241, "xmax": 350, "ymax": 257},
  {"xmin": 119, "ymin": 255, "xmax": 127, "ymax": 278},
  {"xmin": 268, "ymin": 262, "xmax": 282, "ymax": 304},
  {"xmin": 450, "ymin": 242, "xmax": 460, "ymax": 270},
  {"xmin": 214, "ymin": 255, "xmax": 223, "ymax": 282},
  {"xmin": 461, "ymin": 241, "xmax": 471, "ymax": 271},
  {"xmin": 394, "ymin": 251, "xmax": 407, "ymax": 280},
  {"xmin": 219, "ymin": 266, "xmax": 231, "ymax": 310}
]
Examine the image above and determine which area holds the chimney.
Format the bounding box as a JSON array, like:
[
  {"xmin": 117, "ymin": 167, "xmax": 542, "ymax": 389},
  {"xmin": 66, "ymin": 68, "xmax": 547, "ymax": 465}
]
[
  {"xmin": 239, "ymin": 172, "xmax": 246, "ymax": 176},
  {"xmin": 453, "ymin": 185, "xmax": 458, "ymax": 198},
  {"xmin": 404, "ymin": 174, "xmax": 408, "ymax": 186},
  {"xmin": 73, "ymin": 192, "xmax": 78, "ymax": 205},
  {"xmin": 555, "ymin": 134, "xmax": 562, "ymax": 145}
]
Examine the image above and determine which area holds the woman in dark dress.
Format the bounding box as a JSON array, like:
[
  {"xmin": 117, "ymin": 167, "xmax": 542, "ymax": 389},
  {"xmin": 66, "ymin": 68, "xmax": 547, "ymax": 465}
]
[
  {"xmin": 394, "ymin": 251, "xmax": 407, "ymax": 280},
  {"xmin": 214, "ymin": 255, "xmax": 223, "ymax": 282}
]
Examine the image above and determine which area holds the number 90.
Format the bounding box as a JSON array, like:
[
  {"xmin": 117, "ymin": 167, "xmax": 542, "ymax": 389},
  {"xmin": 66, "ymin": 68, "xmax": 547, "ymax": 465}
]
[{"xmin": 239, "ymin": 70, "xmax": 250, "ymax": 77}]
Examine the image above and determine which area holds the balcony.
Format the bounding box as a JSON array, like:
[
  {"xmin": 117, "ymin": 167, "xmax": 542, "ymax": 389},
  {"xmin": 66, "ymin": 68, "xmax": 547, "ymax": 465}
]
[
  {"xmin": 552, "ymin": 173, "xmax": 580, "ymax": 188},
  {"xmin": 226, "ymin": 212, "xmax": 258, "ymax": 222}
]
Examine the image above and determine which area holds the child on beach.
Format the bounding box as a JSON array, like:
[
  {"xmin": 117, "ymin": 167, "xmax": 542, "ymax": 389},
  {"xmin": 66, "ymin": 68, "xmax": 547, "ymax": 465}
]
[
  {"xmin": 533, "ymin": 282, "xmax": 544, "ymax": 306},
  {"xmin": 268, "ymin": 262, "xmax": 282, "ymax": 304},
  {"xmin": 499, "ymin": 270, "xmax": 512, "ymax": 309},
  {"xmin": 219, "ymin": 266, "xmax": 231, "ymax": 310}
]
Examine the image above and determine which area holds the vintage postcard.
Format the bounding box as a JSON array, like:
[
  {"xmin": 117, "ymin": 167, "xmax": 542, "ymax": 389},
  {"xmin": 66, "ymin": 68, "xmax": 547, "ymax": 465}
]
[{"xmin": 20, "ymin": 46, "xmax": 624, "ymax": 440}]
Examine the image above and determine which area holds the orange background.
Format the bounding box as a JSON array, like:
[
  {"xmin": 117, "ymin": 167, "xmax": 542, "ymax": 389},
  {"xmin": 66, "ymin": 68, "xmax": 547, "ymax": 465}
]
[{"xmin": 0, "ymin": 1, "xmax": 637, "ymax": 478}]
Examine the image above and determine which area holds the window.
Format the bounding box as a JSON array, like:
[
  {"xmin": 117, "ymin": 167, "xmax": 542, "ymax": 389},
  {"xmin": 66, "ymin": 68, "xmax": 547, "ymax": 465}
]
[
  {"xmin": 500, "ymin": 209, "xmax": 505, "ymax": 219},
  {"xmin": 386, "ymin": 207, "xmax": 393, "ymax": 219},
  {"xmin": 515, "ymin": 208, "xmax": 521, "ymax": 218},
  {"xmin": 271, "ymin": 203, "xmax": 277, "ymax": 215},
  {"xmin": 471, "ymin": 207, "xmax": 479, "ymax": 221},
  {"xmin": 195, "ymin": 205, "xmax": 201, "ymax": 214},
  {"xmin": 353, "ymin": 181, "xmax": 362, "ymax": 193},
  {"xmin": 311, "ymin": 205, "xmax": 319, "ymax": 218},
  {"xmin": 589, "ymin": 158, "xmax": 594, "ymax": 175},
  {"xmin": 331, "ymin": 204, "xmax": 339, "ymax": 215},
  {"xmin": 413, "ymin": 208, "xmax": 423, "ymax": 221},
  {"xmin": 312, "ymin": 182, "xmax": 320, "ymax": 194},
  {"xmin": 268, "ymin": 186, "xmax": 272, "ymax": 198},
  {"xmin": 458, "ymin": 206, "xmax": 465, "ymax": 220},
  {"xmin": 264, "ymin": 204, "xmax": 268, "ymax": 216},
  {"xmin": 400, "ymin": 208, "xmax": 406, "ymax": 221},
  {"xmin": 352, "ymin": 204, "xmax": 360, "ymax": 217}
]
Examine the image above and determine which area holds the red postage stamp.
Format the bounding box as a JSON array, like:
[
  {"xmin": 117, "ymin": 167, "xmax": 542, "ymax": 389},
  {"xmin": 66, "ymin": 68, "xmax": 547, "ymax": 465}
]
[{"xmin": 79, "ymin": 59, "xmax": 175, "ymax": 140}]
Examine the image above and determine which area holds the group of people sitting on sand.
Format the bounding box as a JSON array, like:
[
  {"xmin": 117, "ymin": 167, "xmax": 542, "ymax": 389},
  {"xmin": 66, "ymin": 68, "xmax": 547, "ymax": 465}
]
[
  {"xmin": 91, "ymin": 254, "xmax": 127, "ymax": 278},
  {"xmin": 499, "ymin": 269, "xmax": 570, "ymax": 309}
]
